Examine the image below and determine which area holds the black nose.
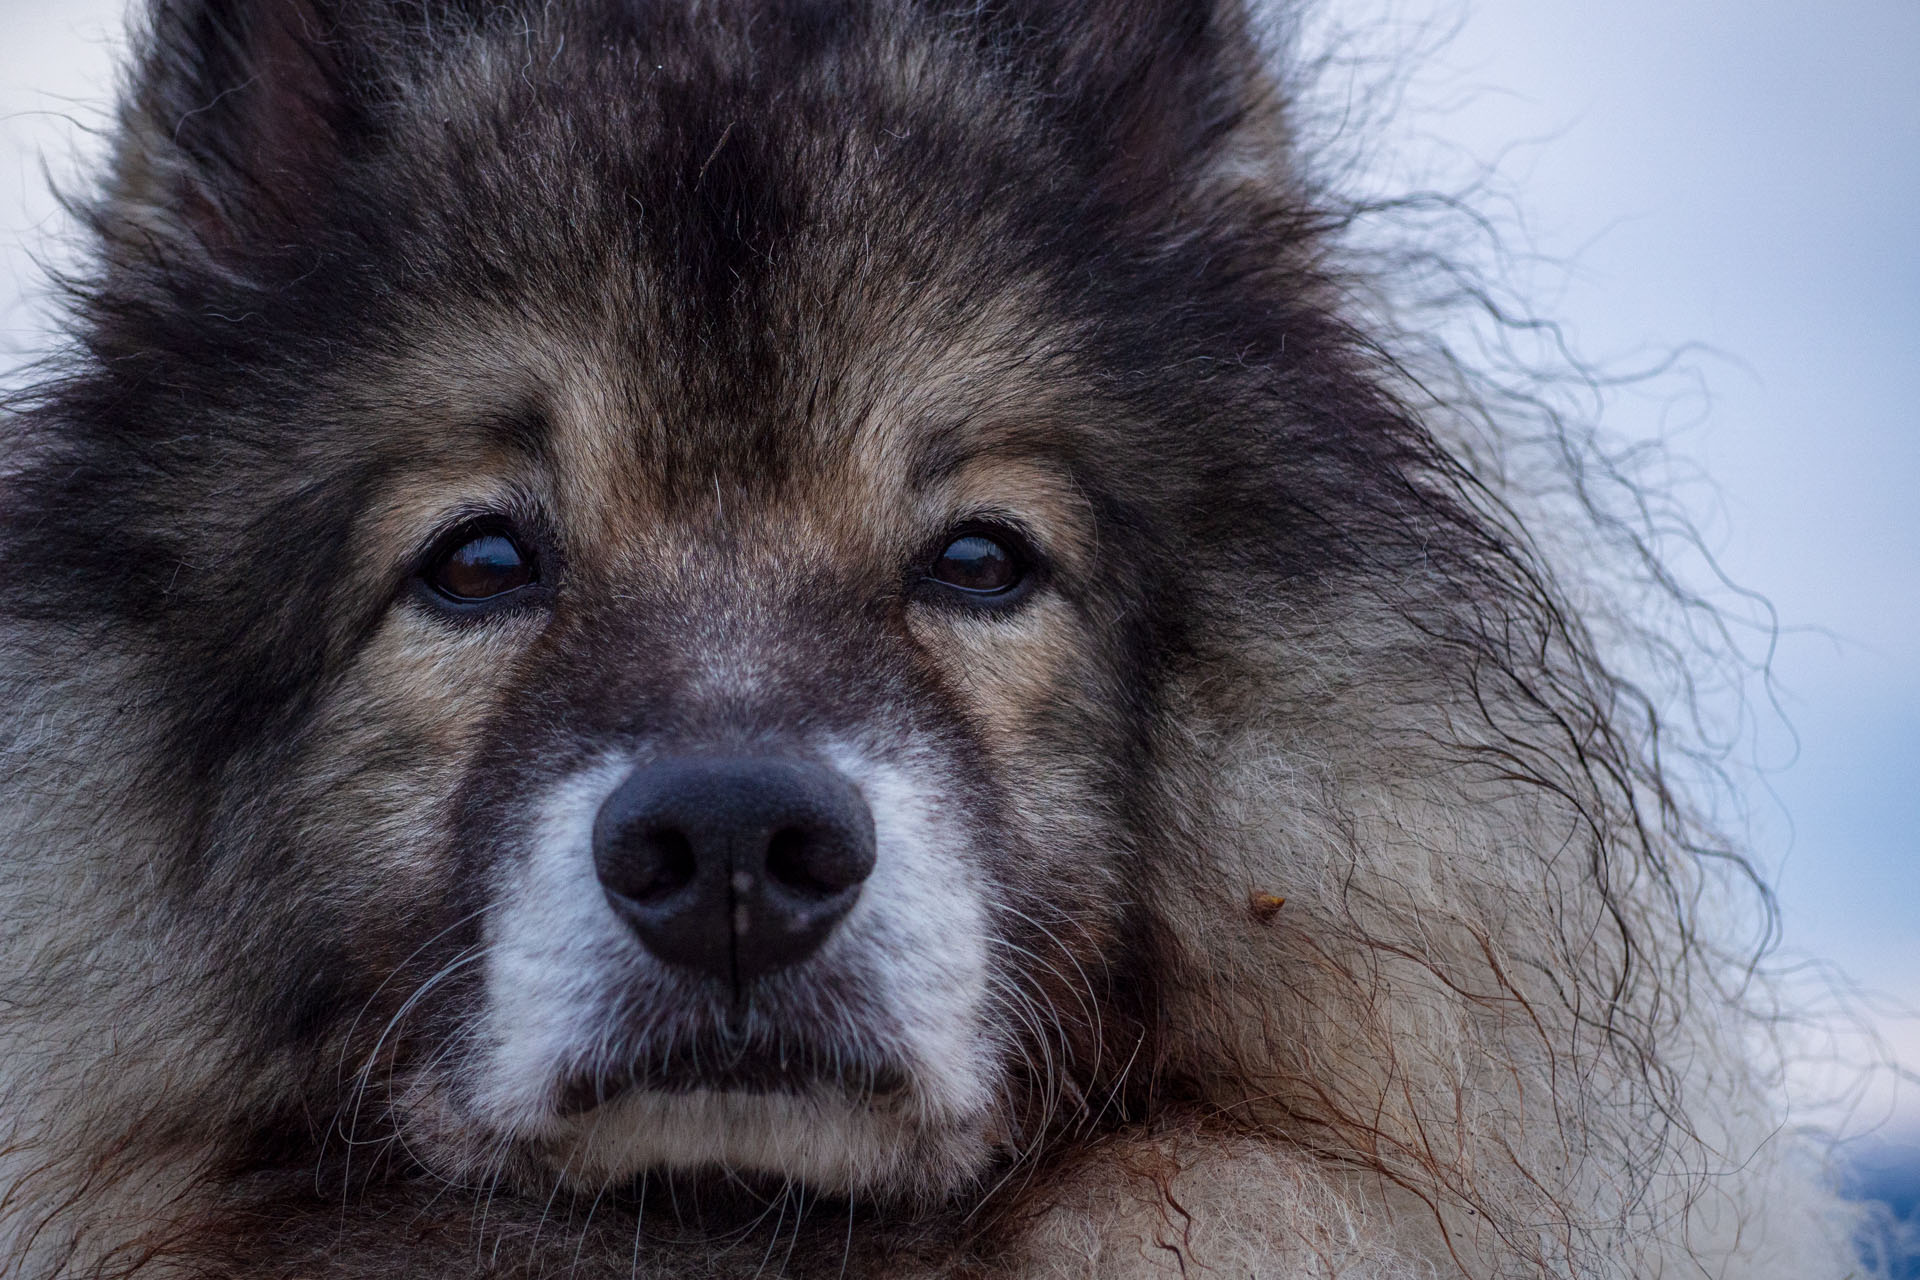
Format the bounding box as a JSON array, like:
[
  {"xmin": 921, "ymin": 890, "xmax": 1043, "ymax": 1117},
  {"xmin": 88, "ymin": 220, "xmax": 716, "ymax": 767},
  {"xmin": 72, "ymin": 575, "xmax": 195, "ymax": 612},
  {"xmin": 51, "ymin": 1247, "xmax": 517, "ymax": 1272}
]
[{"xmin": 592, "ymin": 758, "xmax": 877, "ymax": 986}]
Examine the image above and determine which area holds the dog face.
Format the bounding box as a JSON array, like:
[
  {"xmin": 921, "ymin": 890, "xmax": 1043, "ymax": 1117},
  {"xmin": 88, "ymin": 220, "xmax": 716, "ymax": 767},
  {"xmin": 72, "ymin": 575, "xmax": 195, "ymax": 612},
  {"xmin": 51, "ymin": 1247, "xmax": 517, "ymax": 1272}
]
[
  {"xmin": 189, "ymin": 135, "xmax": 1142, "ymax": 1206},
  {"xmin": 342, "ymin": 285, "xmax": 1149, "ymax": 1197},
  {"xmin": 9, "ymin": 0, "xmax": 1361, "ymax": 1204}
]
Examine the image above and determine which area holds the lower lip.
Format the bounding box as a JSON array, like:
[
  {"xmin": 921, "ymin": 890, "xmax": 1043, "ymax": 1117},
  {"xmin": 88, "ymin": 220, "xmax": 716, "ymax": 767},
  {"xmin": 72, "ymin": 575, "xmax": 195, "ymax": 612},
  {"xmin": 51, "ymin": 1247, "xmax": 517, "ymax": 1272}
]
[{"xmin": 555, "ymin": 1056, "xmax": 909, "ymax": 1117}]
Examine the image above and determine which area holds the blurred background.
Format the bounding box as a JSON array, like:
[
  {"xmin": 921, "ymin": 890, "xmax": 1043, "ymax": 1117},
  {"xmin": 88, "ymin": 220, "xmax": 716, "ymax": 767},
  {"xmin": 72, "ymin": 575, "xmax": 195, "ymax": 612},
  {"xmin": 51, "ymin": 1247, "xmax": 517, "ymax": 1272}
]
[{"xmin": 3, "ymin": 0, "xmax": 1915, "ymax": 1262}]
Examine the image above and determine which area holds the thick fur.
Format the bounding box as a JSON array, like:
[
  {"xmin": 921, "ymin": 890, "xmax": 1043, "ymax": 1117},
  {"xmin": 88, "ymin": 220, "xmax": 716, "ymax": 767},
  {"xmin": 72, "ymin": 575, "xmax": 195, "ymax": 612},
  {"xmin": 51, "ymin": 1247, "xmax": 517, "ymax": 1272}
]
[{"xmin": 0, "ymin": 1, "xmax": 1861, "ymax": 1277}]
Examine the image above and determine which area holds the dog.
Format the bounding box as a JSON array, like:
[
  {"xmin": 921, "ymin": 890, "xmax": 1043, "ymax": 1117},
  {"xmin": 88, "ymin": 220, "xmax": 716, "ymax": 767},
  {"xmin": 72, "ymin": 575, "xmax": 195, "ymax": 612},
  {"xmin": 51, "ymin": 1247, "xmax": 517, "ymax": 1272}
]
[{"xmin": 0, "ymin": 0, "xmax": 1865, "ymax": 1275}]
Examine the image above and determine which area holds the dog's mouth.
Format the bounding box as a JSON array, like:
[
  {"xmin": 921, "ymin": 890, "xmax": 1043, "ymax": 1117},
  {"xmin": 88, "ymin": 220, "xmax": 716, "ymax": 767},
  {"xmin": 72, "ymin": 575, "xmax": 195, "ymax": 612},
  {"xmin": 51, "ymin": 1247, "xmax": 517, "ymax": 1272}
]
[{"xmin": 554, "ymin": 1036, "xmax": 913, "ymax": 1117}]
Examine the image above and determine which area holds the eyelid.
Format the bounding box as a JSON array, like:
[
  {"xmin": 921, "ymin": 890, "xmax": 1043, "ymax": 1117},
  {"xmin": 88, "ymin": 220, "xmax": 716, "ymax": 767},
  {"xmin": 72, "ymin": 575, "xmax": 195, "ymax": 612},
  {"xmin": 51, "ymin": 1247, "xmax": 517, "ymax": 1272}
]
[
  {"xmin": 934, "ymin": 512, "xmax": 1043, "ymax": 560},
  {"xmin": 416, "ymin": 511, "xmax": 517, "ymax": 577},
  {"xmin": 408, "ymin": 488, "xmax": 558, "ymax": 571}
]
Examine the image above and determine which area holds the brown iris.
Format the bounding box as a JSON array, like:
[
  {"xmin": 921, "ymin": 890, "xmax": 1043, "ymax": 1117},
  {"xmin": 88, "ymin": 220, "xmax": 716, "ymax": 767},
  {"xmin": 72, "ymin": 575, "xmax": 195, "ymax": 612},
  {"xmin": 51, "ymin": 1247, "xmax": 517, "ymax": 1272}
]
[
  {"xmin": 929, "ymin": 533, "xmax": 1021, "ymax": 595},
  {"xmin": 429, "ymin": 530, "xmax": 535, "ymax": 601}
]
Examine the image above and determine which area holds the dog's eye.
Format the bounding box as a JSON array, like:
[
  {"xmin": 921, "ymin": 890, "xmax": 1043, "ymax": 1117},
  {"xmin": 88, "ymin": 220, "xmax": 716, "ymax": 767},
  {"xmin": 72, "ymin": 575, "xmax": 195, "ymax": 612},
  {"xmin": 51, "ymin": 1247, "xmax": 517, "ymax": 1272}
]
[
  {"xmin": 428, "ymin": 529, "xmax": 536, "ymax": 602},
  {"xmin": 928, "ymin": 532, "xmax": 1024, "ymax": 596}
]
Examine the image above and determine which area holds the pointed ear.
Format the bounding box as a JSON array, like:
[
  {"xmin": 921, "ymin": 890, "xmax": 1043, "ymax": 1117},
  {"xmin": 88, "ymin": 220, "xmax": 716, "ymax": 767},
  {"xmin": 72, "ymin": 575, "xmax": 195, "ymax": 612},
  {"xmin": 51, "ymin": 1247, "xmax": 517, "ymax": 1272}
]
[
  {"xmin": 105, "ymin": 0, "xmax": 375, "ymax": 260},
  {"xmin": 992, "ymin": 0, "xmax": 1287, "ymax": 201}
]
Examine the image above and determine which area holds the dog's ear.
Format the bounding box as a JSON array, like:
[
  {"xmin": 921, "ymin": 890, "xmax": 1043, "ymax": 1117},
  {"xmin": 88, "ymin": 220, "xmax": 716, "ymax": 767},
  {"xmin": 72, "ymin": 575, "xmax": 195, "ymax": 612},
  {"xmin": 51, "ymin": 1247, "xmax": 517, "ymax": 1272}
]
[
  {"xmin": 104, "ymin": 0, "xmax": 450, "ymax": 263},
  {"xmin": 972, "ymin": 0, "xmax": 1287, "ymax": 203}
]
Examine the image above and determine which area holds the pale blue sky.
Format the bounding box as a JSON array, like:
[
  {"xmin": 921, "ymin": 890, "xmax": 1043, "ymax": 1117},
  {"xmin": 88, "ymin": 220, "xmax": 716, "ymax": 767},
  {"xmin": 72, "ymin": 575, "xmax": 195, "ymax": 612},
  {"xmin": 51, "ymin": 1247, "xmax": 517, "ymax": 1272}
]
[{"xmin": 4, "ymin": 0, "xmax": 1915, "ymax": 1125}]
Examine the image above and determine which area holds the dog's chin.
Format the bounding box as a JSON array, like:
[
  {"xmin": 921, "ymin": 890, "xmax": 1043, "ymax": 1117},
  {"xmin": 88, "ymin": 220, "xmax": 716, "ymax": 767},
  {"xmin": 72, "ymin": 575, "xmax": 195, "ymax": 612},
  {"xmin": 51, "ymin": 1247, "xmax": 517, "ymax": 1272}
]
[{"xmin": 540, "ymin": 1084, "xmax": 996, "ymax": 1200}]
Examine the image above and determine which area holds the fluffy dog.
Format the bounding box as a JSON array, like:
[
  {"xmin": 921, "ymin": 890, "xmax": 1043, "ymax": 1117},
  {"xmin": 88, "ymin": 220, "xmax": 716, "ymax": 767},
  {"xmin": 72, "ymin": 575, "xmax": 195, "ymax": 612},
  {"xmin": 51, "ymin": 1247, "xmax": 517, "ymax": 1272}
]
[{"xmin": 0, "ymin": 0, "xmax": 1862, "ymax": 1275}]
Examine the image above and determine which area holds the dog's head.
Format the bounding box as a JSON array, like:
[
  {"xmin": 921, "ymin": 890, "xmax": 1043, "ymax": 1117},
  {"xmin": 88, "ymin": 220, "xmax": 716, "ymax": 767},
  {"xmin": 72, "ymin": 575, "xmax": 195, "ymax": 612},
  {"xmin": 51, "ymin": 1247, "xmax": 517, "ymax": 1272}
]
[{"xmin": 4, "ymin": 0, "xmax": 1510, "ymax": 1209}]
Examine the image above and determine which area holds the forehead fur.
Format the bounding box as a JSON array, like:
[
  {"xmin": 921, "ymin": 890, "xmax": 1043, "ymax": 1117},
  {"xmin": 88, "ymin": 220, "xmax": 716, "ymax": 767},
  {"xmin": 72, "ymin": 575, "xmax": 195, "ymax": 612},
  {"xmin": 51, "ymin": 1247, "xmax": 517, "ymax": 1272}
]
[
  {"xmin": 6, "ymin": 0, "xmax": 1466, "ymax": 799},
  {"xmin": 54, "ymin": 0, "xmax": 1321, "ymax": 539}
]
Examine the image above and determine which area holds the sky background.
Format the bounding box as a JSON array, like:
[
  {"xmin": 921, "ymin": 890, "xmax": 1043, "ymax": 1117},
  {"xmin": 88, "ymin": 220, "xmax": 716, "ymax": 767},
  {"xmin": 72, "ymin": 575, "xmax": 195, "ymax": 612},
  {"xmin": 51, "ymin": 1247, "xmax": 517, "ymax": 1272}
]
[{"xmin": 3, "ymin": 0, "xmax": 1916, "ymax": 1134}]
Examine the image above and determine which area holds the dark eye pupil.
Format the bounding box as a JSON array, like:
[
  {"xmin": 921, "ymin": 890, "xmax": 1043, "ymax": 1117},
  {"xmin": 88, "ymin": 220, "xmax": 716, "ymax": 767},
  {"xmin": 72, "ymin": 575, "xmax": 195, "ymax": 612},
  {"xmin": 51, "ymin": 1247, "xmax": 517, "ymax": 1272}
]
[
  {"xmin": 931, "ymin": 534, "xmax": 1019, "ymax": 594},
  {"xmin": 432, "ymin": 533, "xmax": 533, "ymax": 601}
]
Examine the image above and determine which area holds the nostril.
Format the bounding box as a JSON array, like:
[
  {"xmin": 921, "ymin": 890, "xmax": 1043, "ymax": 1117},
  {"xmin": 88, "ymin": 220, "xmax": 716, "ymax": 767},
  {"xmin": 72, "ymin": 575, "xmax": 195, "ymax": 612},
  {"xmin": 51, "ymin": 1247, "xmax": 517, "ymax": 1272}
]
[
  {"xmin": 766, "ymin": 826, "xmax": 843, "ymax": 896},
  {"xmin": 618, "ymin": 828, "xmax": 696, "ymax": 902}
]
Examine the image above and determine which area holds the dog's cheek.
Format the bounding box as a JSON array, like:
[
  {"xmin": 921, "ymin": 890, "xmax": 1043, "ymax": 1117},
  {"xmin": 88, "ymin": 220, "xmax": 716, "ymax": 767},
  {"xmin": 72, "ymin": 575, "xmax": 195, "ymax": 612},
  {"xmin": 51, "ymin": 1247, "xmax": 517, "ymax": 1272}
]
[
  {"xmin": 248, "ymin": 611, "xmax": 541, "ymax": 1050},
  {"xmin": 908, "ymin": 599, "xmax": 1081, "ymax": 749},
  {"xmin": 905, "ymin": 603, "xmax": 1136, "ymax": 1060},
  {"xmin": 915, "ymin": 611, "xmax": 1108, "ymax": 884}
]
